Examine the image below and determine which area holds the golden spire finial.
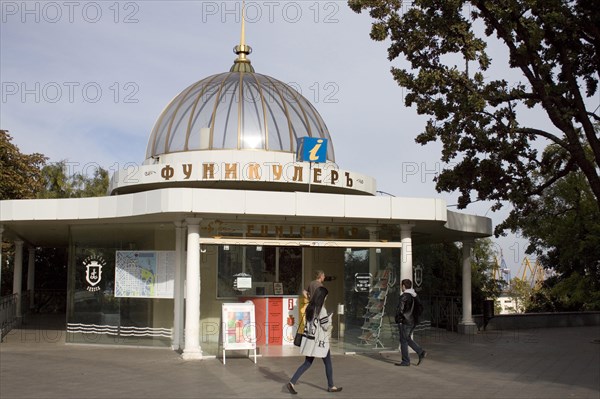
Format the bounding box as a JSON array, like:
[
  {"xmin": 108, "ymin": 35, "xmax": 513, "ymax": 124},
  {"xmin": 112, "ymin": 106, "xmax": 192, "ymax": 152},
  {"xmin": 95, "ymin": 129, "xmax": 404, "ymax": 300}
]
[
  {"xmin": 231, "ymin": 0, "xmax": 255, "ymax": 72},
  {"xmin": 240, "ymin": 0, "xmax": 246, "ymax": 47}
]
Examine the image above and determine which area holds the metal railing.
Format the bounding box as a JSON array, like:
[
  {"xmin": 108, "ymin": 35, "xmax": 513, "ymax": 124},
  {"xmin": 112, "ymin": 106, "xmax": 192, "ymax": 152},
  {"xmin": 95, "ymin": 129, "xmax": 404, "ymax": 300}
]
[
  {"xmin": 430, "ymin": 295, "xmax": 462, "ymax": 332},
  {"xmin": 0, "ymin": 289, "xmax": 68, "ymax": 341},
  {"xmin": 0, "ymin": 293, "xmax": 18, "ymax": 341},
  {"xmin": 33, "ymin": 289, "xmax": 67, "ymax": 313}
]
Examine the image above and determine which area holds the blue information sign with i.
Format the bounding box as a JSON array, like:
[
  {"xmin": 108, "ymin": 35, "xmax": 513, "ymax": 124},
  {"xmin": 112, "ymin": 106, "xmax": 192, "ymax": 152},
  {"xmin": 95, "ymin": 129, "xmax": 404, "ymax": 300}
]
[{"xmin": 296, "ymin": 137, "xmax": 328, "ymax": 163}]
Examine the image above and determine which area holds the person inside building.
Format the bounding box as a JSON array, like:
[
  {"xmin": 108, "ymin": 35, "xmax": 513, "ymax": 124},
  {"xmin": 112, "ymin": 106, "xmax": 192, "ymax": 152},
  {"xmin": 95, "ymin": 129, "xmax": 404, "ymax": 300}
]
[
  {"xmin": 298, "ymin": 270, "xmax": 326, "ymax": 334},
  {"xmin": 305, "ymin": 269, "xmax": 325, "ymax": 300}
]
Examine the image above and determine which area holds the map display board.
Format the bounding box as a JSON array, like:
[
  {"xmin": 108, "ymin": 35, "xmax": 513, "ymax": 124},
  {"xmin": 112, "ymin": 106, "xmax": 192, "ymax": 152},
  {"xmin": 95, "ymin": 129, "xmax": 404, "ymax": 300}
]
[
  {"xmin": 222, "ymin": 302, "xmax": 257, "ymax": 364},
  {"xmin": 115, "ymin": 251, "xmax": 175, "ymax": 298}
]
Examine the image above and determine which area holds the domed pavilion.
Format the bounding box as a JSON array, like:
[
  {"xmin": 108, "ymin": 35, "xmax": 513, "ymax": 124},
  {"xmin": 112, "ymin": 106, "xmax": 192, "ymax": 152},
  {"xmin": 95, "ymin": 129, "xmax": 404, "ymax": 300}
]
[{"xmin": 0, "ymin": 30, "xmax": 491, "ymax": 359}]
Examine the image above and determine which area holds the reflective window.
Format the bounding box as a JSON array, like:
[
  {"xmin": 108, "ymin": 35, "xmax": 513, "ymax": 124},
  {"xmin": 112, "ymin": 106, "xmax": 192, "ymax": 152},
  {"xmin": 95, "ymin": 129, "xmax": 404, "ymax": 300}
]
[
  {"xmin": 342, "ymin": 248, "xmax": 401, "ymax": 351},
  {"xmin": 217, "ymin": 245, "xmax": 302, "ymax": 298},
  {"xmin": 66, "ymin": 225, "xmax": 174, "ymax": 347}
]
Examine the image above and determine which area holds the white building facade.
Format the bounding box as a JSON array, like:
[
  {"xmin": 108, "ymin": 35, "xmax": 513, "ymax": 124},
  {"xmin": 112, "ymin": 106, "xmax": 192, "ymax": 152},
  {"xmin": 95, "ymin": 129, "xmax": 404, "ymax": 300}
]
[{"xmin": 0, "ymin": 42, "xmax": 491, "ymax": 357}]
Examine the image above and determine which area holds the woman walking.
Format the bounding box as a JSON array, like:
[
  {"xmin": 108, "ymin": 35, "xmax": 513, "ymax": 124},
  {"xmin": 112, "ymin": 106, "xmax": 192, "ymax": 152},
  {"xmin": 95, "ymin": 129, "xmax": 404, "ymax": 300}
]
[{"xmin": 287, "ymin": 286, "xmax": 342, "ymax": 394}]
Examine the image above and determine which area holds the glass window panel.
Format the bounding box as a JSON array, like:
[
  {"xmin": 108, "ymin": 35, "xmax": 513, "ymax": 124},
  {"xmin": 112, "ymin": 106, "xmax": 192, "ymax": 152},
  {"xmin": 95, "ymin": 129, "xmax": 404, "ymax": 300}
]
[
  {"xmin": 67, "ymin": 224, "xmax": 174, "ymax": 347},
  {"xmin": 212, "ymin": 78, "xmax": 239, "ymax": 149},
  {"xmin": 342, "ymin": 248, "xmax": 400, "ymax": 352},
  {"xmin": 217, "ymin": 246, "xmax": 302, "ymax": 298},
  {"xmin": 167, "ymin": 95, "xmax": 196, "ymax": 153},
  {"xmin": 217, "ymin": 245, "xmax": 243, "ymax": 297},
  {"xmin": 279, "ymin": 84, "xmax": 310, "ymax": 144},
  {"xmin": 240, "ymin": 78, "xmax": 265, "ymax": 149},
  {"xmin": 302, "ymin": 100, "xmax": 335, "ymax": 161},
  {"xmin": 277, "ymin": 247, "xmax": 302, "ymax": 295},
  {"xmin": 149, "ymin": 96, "xmax": 180, "ymax": 155},
  {"xmin": 188, "ymin": 79, "xmax": 223, "ymax": 150},
  {"xmin": 260, "ymin": 77, "xmax": 291, "ymax": 151}
]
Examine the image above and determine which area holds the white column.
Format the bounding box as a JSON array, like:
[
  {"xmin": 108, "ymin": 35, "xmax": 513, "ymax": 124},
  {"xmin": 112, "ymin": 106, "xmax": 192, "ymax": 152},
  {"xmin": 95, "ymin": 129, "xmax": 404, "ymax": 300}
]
[
  {"xmin": 182, "ymin": 218, "xmax": 202, "ymax": 360},
  {"xmin": 13, "ymin": 240, "xmax": 24, "ymax": 318},
  {"xmin": 172, "ymin": 222, "xmax": 186, "ymax": 350},
  {"xmin": 400, "ymin": 224, "xmax": 415, "ymax": 283},
  {"xmin": 399, "ymin": 225, "xmax": 415, "ymax": 352},
  {"xmin": 0, "ymin": 225, "xmax": 4, "ymax": 296},
  {"xmin": 458, "ymin": 240, "xmax": 477, "ymax": 334},
  {"xmin": 367, "ymin": 227, "xmax": 379, "ymax": 278},
  {"xmin": 27, "ymin": 246, "xmax": 35, "ymax": 310}
]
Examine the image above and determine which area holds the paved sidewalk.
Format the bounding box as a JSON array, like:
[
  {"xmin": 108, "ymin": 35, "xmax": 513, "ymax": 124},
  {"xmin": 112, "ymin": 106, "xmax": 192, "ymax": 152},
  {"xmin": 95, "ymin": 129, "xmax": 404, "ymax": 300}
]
[{"xmin": 1, "ymin": 322, "xmax": 599, "ymax": 399}]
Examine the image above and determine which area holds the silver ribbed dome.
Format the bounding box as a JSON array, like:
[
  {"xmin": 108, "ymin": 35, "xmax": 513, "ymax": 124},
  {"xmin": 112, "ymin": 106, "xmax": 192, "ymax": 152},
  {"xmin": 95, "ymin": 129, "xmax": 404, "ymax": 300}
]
[{"xmin": 145, "ymin": 71, "xmax": 335, "ymax": 162}]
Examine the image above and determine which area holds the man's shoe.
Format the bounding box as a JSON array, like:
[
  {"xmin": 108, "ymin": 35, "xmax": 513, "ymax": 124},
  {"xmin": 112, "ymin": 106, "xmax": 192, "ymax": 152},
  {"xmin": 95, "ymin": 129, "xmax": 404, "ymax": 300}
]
[
  {"xmin": 287, "ymin": 382, "xmax": 298, "ymax": 394},
  {"xmin": 394, "ymin": 362, "xmax": 410, "ymax": 366},
  {"xmin": 417, "ymin": 350, "xmax": 427, "ymax": 366},
  {"xmin": 328, "ymin": 387, "xmax": 343, "ymax": 392}
]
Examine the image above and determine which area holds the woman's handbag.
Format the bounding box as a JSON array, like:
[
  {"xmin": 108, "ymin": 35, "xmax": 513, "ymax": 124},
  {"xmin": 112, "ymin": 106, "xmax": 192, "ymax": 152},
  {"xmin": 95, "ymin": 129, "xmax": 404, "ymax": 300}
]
[
  {"xmin": 293, "ymin": 332, "xmax": 303, "ymax": 347},
  {"xmin": 294, "ymin": 314, "xmax": 307, "ymax": 347}
]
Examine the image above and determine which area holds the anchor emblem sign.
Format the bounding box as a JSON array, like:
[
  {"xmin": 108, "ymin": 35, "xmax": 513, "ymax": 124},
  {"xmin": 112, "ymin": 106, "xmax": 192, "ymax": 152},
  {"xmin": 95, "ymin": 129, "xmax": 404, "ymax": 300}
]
[
  {"xmin": 414, "ymin": 264, "xmax": 423, "ymax": 288},
  {"xmin": 84, "ymin": 258, "xmax": 105, "ymax": 292}
]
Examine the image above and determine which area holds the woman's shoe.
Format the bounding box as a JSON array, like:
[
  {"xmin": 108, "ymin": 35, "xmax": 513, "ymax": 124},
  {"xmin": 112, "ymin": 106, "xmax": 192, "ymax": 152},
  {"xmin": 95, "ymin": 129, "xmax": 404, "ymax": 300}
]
[
  {"xmin": 328, "ymin": 387, "xmax": 343, "ymax": 392},
  {"xmin": 417, "ymin": 350, "xmax": 427, "ymax": 366},
  {"xmin": 287, "ymin": 382, "xmax": 298, "ymax": 395}
]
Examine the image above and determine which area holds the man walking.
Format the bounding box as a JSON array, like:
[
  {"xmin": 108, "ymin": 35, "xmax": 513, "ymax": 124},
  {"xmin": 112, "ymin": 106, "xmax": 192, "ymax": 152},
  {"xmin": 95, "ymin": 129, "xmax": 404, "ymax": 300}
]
[
  {"xmin": 304, "ymin": 270, "xmax": 326, "ymax": 300},
  {"xmin": 394, "ymin": 279, "xmax": 427, "ymax": 366}
]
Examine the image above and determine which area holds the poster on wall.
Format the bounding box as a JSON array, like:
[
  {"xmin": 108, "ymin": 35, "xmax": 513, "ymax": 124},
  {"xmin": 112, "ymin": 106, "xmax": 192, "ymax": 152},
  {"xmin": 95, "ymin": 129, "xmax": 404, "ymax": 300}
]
[
  {"xmin": 282, "ymin": 297, "xmax": 299, "ymax": 346},
  {"xmin": 222, "ymin": 302, "xmax": 257, "ymax": 364},
  {"xmin": 268, "ymin": 298, "xmax": 283, "ymax": 344},
  {"xmin": 114, "ymin": 251, "xmax": 175, "ymax": 298}
]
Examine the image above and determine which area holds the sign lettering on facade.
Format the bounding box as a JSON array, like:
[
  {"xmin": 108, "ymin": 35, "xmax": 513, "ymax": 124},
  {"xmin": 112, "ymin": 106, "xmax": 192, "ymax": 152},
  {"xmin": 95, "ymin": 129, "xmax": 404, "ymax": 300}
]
[{"xmin": 109, "ymin": 160, "xmax": 375, "ymax": 196}]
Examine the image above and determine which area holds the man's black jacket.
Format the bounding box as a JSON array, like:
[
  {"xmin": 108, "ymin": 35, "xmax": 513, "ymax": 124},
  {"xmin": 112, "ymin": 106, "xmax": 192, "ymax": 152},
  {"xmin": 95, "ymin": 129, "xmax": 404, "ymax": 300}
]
[{"xmin": 396, "ymin": 292, "xmax": 416, "ymax": 326}]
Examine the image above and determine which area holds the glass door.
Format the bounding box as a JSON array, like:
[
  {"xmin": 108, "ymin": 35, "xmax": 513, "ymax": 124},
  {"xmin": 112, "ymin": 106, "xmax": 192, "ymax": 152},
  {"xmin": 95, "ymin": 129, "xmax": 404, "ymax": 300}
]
[{"xmin": 341, "ymin": 248, "xmax": 400, "ymax": 352}]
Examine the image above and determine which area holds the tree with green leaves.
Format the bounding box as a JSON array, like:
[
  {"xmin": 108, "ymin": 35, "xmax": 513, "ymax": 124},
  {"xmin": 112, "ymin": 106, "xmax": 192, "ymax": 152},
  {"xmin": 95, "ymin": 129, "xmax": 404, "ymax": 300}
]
[
  {"xmin": 516, "ymin": 160, "xmax": 600, "ymax": 310},
  {"xmin": 0, "ymin": 129, "xmax": 47, "ymax": 200},
  {"xmin": 529, "ymin": 272, "xmax": 600, "ymax": 311},
  {"xmin": 470, "ymin": 238, "xmax": 504, "ymax": 309},
  {"xmin": 1, "ymin": 139, "xmax": 109, "ymax": 297},
  {"xmin": 32, "ymin": 161, "xmax": 109, "ymax": 303},
  {"xmin": 1, "ymin": 130, "xmax": 47, "ymax": 295},
  {"xmin": 348, "ymin": 0, "xmax": 599, "ymax": 236},
  {"xmin": 38, "ymin": 160, "xmax": 109, "ymax": 199},
  {"xmin": 506, "ymin": 277, "xmax": 533, "ymax": 313},
  {"xmin": 518, "ymin": 160, "xmax": 599, "ymax": 279}
]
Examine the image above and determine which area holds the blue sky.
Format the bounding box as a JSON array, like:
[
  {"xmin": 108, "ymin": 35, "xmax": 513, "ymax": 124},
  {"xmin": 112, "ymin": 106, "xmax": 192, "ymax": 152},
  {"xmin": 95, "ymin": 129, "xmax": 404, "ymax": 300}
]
[{"xmin": 1, "ymin": 1, "xmax": 549, "ymax": 278}]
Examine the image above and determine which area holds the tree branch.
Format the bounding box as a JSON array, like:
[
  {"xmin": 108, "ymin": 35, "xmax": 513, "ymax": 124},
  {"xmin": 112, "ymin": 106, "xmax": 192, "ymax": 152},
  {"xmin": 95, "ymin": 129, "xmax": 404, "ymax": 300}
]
[
  {"xmin": 527, "ymin": 159, "xmax": 576, "ymax": 197},
  {"xmin": 513, "ymin": 128, "xmax": 567, "ymax": 147}
]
